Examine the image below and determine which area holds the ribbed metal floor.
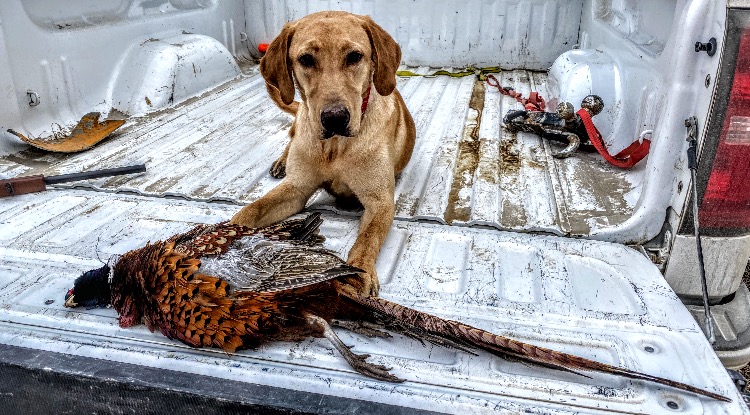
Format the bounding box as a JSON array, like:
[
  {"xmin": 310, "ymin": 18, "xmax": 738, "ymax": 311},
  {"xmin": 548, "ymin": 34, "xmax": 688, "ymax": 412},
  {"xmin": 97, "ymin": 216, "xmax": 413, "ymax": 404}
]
[{"xmin": 0, "ymin": 66, "xmax": 643, "ymax": 237}]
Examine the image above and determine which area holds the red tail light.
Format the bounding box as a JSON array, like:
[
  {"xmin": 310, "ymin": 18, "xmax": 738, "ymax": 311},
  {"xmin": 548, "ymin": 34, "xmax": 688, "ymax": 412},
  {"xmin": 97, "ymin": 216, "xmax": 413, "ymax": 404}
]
[{"xmin": 699, "ymin": 27, "xmax": 750, "ymax": 232}]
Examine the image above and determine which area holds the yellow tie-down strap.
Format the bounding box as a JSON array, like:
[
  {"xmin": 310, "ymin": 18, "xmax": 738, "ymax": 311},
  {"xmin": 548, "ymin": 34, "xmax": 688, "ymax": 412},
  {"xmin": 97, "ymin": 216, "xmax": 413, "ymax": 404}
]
[{"xmin": 396, "ymin": 66, "xmax": 502, "ymax": 81}]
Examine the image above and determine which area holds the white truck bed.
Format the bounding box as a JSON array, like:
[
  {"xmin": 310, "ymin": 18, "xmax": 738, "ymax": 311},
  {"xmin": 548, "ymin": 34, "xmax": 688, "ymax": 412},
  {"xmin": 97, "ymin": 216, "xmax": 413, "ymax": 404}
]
[
  {"xmin": 0, "ymin": 69, "xmax": 743, "ymax": 413},
  {"xmin": 0, "ymin": 68, "xmax": 640, "ymax": 236}
]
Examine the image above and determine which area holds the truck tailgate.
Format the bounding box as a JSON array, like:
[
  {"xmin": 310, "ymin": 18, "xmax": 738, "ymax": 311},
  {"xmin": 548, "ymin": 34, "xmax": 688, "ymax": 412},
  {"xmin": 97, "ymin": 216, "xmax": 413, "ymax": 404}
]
[{"xmin": 0, "ymin": 190, "xmax": 741, "ymax": 413}]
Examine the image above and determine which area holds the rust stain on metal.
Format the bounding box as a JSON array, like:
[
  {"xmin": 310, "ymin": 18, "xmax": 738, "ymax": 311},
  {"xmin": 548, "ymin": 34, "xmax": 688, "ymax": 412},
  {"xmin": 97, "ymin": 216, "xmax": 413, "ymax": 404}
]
[
  {"xmin": 468, "ymin": 81, "xmax": 484, "ymax": 142},
  {"xmin": 501, "ymin": 200, "xmax": 528, "ymax": 227},
  {"xmin": 444, "ymin": 80, "xmax": 485, "ymax": 224},
  {"xmin": 9, "ymin": 112, "xmax": 126, "ymax": 153}
]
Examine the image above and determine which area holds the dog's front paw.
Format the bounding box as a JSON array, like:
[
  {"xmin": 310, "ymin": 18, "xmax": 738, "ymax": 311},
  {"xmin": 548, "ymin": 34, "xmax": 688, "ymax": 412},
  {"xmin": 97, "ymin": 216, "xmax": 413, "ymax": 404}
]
[
  {"xmin": 342, "ymin": 265, "xmax": 380, "ymax": 297},
  {"xmin": 269, "ymin": 156, "xmax": 286, "ymax": 179},
  {"xmin": 229, "ymin": 205, "xmax": 260, "ymax": 227}
]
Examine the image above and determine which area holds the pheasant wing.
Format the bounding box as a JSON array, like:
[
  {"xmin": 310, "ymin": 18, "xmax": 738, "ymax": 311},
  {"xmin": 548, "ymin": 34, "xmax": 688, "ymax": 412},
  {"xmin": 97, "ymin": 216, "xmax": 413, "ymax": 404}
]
[
  {"xmin": 251, "ymin": 245, "xmax": 362, "ymax": 293},
  {"xmin": 198, "ymin": 238, "xmax": 362, "ymax": 294},
  {"xmin": 175, "ymin": 213, "xmax": 325, "ymax": 258}
]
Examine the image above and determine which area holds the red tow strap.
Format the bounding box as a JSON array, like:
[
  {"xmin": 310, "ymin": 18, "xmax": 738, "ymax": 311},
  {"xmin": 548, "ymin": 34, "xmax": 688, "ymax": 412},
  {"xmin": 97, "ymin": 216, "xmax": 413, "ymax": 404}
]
[
  {"xmin": 487, "ymin": 74, "xmax": 650, "ymax": 168},
  {"xmin": 577, "ymin": 109, "xmax": 650, "ymax": 168},
  {"xmin": 486, "ymin": 74, "xmax": 546, "ymax": 111}
]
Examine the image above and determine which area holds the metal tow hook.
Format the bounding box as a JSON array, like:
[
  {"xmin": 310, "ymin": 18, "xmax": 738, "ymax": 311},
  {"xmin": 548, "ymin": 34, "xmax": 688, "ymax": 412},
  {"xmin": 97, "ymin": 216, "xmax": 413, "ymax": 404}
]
[{"xmin": 685, "ymin": 116, "xmax": 715, "ymax": 344}]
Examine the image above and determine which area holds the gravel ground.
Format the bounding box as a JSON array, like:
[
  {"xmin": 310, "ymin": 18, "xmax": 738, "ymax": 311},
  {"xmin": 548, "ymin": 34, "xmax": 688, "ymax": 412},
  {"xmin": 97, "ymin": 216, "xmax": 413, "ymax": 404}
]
[{"xmin": 739, "ymin": 261, "xmax": 750, "ymax": 380}]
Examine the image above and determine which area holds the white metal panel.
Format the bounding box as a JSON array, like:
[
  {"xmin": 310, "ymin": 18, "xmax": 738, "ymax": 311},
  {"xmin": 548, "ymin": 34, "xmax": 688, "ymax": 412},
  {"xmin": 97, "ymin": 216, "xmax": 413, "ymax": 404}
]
[
  {"xmin": 243, "ymin": 0, "xmax": 583, "ymax": 70},
  {"xmin": 575, "ymin": 0, "xmax": 728, "ymax": 243},
  {"xmin": 0, "ymin": 0, "xmax": 247, "ymax": 140},
  {"xmin": 0, "ymin": 190, "xmax": 743, "ymax": 413},
  {"xmin": 111, "ymin": 34, "xmax": 241, "ymax": 117}
]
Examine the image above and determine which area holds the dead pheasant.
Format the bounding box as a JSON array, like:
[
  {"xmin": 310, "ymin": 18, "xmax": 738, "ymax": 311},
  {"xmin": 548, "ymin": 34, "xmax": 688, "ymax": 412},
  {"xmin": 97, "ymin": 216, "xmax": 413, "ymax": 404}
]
[{"xmin": 64, "ymin": 213, "xmax": 730, "ymax": 402}]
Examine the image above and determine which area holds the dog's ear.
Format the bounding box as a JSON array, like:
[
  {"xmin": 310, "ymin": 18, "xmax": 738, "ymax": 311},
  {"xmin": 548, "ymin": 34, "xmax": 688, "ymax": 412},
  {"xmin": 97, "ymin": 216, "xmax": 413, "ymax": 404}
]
[
  {"xmin": 362, "ymin": 17, "xmax": 401, "ymax": 96},
  {"xmin": 260, "ymin": 23, "xmax": 296, "ymax": 105}
]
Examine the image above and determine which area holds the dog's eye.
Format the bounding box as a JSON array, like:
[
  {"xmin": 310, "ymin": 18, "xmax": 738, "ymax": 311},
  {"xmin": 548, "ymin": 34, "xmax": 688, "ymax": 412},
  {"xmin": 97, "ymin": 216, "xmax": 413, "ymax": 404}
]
[
  {"xmin": 298, "ymin": 54, "xmax": 316, "ymax": 68},
  {"xmin": 346, "ymin": 51, "xmax": 363, "ymax": 66}
]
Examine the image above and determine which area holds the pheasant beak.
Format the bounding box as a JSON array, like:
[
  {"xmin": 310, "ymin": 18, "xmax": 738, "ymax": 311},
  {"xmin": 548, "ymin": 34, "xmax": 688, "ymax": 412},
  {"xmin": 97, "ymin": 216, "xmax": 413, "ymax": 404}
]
[{"xmin": 64, "ymin": 289, "xmax": 77, "ymax": 308}]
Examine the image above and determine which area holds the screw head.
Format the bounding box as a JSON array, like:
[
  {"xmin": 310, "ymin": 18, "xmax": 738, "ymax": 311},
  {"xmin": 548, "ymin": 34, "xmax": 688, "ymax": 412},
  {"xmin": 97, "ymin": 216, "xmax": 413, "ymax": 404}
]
[{"xmin": 26, "ymin": 90, "xmax": 40, "ymax": 106}]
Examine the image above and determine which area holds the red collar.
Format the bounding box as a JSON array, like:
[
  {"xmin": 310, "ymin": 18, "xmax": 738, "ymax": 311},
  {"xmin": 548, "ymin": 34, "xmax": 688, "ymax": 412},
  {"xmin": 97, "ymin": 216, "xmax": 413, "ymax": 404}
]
[{"xmin": 361, "ymin": 86, "xmax": 372, "ymax": 115}]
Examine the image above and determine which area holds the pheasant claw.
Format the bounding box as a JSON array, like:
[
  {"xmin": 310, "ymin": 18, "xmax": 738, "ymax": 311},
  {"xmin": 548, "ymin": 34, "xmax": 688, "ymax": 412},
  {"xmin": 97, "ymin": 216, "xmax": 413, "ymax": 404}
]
[{"xmin": 306, "ymin": 313, "xmax": 403, "ymax": 383}]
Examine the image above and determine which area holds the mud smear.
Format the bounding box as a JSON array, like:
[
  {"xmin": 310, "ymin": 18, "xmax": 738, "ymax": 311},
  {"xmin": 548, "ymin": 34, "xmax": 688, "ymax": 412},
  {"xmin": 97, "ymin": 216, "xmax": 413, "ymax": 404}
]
[
  {"xmin": 2, "ymin": 150, "xmax": 58, "ymax": 170},
  {"xmin": 395, "ymin": 193, "xmax": 418, "ymax": 217},
  {"xmin": 476, "ymin": 138, "xmax": 500, "ymax": 185},
  {"xmin": 144, "ymin": 176, "xmax": 181, "ymax": 193},
  {"xmin": 562, "ymin": 155, "xmax": 634, "ymax": 235},
  {"xmin": 444, "ymin": 80, "xmax": 485, "ymax": 224},
  {"xmin": 497, "ymin": 131, "xmax": 528, "ymax": 228},
  {"xmin": 499, "ymin": 135, "xmax": 521, "ymax": 174}
]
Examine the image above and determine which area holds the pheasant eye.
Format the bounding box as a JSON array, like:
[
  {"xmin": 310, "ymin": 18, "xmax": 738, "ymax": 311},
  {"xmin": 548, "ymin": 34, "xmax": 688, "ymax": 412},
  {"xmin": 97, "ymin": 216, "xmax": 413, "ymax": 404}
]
[
  {"xmin": 298, "ymin": 53, "xmax": 316, "ymax": 68},
  {"xmin": 346, "ymin": 51, "xmax": 363, "ymax": 66}
]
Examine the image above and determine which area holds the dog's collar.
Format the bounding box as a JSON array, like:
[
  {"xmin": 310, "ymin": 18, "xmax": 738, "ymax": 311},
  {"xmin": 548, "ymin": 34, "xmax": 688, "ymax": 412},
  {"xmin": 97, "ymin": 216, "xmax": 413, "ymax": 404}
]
[{"xmin": 361, "ymin": 85, "xmax": 372, "ymax": 116}]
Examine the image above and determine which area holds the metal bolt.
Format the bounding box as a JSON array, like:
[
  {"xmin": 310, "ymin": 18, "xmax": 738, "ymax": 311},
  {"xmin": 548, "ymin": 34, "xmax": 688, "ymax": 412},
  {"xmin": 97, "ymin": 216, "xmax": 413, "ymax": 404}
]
[
  {"xmin": 695, "ymin": 38, "xmax": 717, "ymax": 57},
  {"xmin": 705, "ymin": 74, "xmax": 711, "ymax": 88},
  {"xmin": 644, "ymin": 346, "xmax": 655, "ymax": 353},
  {"xmin": 44, "ymin": 299, "xmax": 54, "ymax": 305},
  {"xmin": 27, "ymin": 90, "xmax": 40, "ymax": 106},
  {"xmin": 667, "ymin": 401, "xmax": 679, "ymax": 410}
]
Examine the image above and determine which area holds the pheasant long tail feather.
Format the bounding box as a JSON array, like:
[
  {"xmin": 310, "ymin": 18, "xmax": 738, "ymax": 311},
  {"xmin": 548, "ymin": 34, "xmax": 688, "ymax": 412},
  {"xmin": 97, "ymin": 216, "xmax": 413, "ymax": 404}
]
[{"xmin": 344, "ymin": 293, "xmax": 730, "ymax": 402}]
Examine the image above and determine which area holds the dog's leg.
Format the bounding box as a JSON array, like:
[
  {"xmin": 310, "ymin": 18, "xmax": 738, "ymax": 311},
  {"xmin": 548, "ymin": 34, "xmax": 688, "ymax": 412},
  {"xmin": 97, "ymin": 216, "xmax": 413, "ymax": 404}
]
[
  {"xmin": 344, "ymin": 192, "xmax": 395, "ymax": 296},
  {"xmin": 266, "ymin": 79, "xmax": 299, "ymax": 179},
  {"xmin": 230, "ymin": 178, "xmax": 318, "ymax": 228},
  {"xmin": 270, "ymin": 122, "xmax": 297, "ymax": 179}
]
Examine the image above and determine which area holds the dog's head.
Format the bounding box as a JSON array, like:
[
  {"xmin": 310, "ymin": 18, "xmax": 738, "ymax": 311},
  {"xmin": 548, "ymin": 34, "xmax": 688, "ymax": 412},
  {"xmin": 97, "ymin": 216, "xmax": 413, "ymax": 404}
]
[{"xmin": 260, "ymin": 11, "xmax": 401, "ymax": 139}]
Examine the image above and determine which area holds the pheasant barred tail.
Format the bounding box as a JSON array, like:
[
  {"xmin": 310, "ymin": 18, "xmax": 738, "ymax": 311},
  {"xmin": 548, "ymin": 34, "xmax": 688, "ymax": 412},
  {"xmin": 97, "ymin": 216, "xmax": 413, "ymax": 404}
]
[{"xmin": 341, "ymin": 291, "xmax": 731, "ymax": 402}]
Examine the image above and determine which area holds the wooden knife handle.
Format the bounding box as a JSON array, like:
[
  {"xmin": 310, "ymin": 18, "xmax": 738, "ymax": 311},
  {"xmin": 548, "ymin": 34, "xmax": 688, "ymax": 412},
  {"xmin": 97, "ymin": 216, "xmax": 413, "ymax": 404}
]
[{"xmin": 0, "ymin": 175, "xmax": 46, "ymax": 197}]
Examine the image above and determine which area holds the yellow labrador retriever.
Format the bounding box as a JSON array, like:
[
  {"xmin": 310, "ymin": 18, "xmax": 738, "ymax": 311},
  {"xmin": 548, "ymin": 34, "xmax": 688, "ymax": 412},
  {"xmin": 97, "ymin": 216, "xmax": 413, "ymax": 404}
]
[{"xmin": 230, "ymin": 11, "xmax": 416, "ymax": 296}]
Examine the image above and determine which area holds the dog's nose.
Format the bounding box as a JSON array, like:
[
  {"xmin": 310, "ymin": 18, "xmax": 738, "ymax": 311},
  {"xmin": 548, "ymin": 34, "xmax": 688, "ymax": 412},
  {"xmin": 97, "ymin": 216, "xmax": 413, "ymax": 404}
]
[{"xmin": 320, "ymin": 104, "xmax": 350, "ymax": 137}]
